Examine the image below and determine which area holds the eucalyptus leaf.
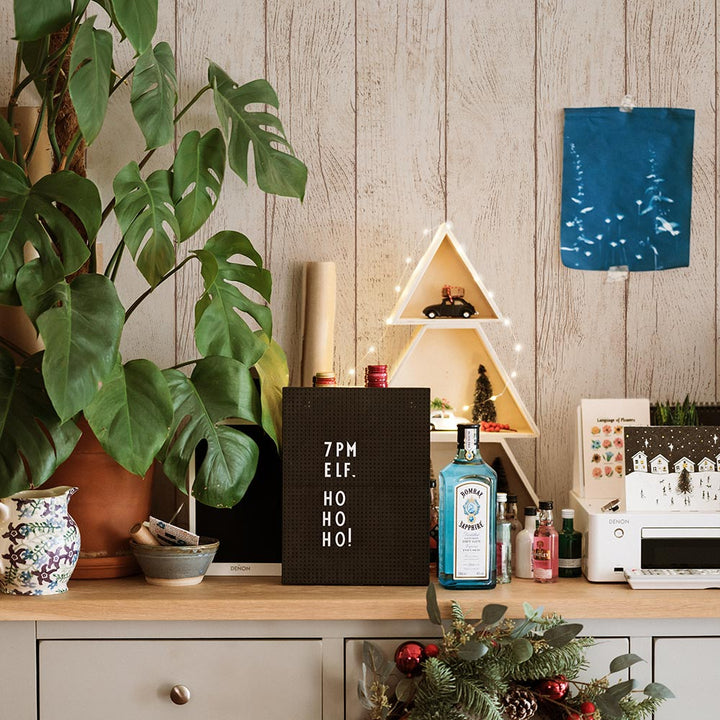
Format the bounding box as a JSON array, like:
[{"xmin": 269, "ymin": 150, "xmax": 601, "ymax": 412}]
[
  {"xmin": 543, "ymin": 623, "xmax": 583, "ymax": 648},
  {"xmin": 69, "ymin": 16, "xmax": 113, "ymax": 145},
  {"xmin": 84, "ymin": 358, "xmax": 173, "ymax": 476},
  {"xmin": 37, "ymin": 274, "xmax": 124, "ymax": 421},
  {"xmin": 457, "ymin": 641, "xmax": 489, "ymax": 661},
  {"xmin": 193, "ymin": 231, "xmax": 272, "ymax": 366},
  {"xmin": 603, "ymin": 679, "xmax": 636, "ymax": 701},
  {"xmin": 172, "ymin": 129, "xmax": 226, "ymax": 240},
  {"xmin": 0, "ymin": 349, "xmax": 81, "ymax": 491},
  {"xmin": 523, "ymin": 602, "xmax": 542, "ymax": 619},
  {"xmin": 362, "ymin": 641, "xmax": 387, "ymax": 675},
  {"xmin": 209, "ymin": 63, "xmax": 307, "ymax": 200},
  {"xmin": 426, "ymin": 583, "xmax": 442, "ymax": 625},
  {"xmin": 357, "ymin": 679, "xmax": 373, "ymax": 710},
  {"xmin": 480, "ymin": 603, "xmax": 507, "ymax": 627},
  {"xmin": 609, "ymin": 652, "xmax": 645, "ymax": 674},
  {"xmin": 112, "ymin": 0, "xmax": 157, "ymax": 54},
  {"xmin": 595, "ymin": 694, "xmax": 623, "ymax": 719},
  {"xmin": 395, "ymin": 678, "xmax": 417, "ymax": 703},
  {"xmin": 160, "ymin": 358, "xmax": 261, "ymax": 507},
  {"xmin": 131, "ymin": 42, "xmax": 177, "ymax": 150},
  {"xmin": 254, "ymin": 335, "xmax": 288, "ymax": 449},
  {"xmin": 510, "ymin": 638, "xmax": 534, "ymax": 663},
  {"xmin": 643, "ymin": 682, "xmax": 675, "ymax": 699},
  {"xmin": 113, "ymin": 162, "xmax": 179, "ymax": 287},
  {"xmin": 14, "ymin": 0, "xmax": 72, "ymax": 41}
]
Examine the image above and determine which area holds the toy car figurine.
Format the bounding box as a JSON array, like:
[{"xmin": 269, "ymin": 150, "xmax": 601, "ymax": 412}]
[
  {"xmin": 423, "ymin": 297, "xmax": 477, "ymax": 318},
  {"xmin": 430, "ymin": 409, "xmax": 472, "ymax": 431}
]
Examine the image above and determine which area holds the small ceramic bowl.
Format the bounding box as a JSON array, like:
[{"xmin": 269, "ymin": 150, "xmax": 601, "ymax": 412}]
[{"xmin": 130, "ymin": 537, "xmax": 219, "ymax": 586}]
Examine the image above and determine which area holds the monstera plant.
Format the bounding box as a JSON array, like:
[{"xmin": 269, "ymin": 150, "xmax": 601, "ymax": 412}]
[{"xmin": 0, "ymin": 0, "xmax": 306, "ymax": 508}]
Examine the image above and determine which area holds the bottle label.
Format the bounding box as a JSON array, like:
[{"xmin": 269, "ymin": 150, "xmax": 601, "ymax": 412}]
[
  {"xmin": 558, "ymin": 558, "xmax": 582, "ymax": 569},
  {"xmin": 453, "ymin": 480, "xmax": 490, "ymax": 579},
  {"xmin": 532, "ymin": 537, "xmax": 552, "ymax": 580}
]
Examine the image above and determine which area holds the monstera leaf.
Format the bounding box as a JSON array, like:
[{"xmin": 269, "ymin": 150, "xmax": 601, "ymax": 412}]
[
  {"xmin": 111, "ymin": 0, "xmax": 157, "ymax": 54},
  {"xmin": 131, "ymin": 42, "xmax": 177, "ymax": 150},
  {"xmin": 13, "ymin": 0, "xmax": 73, "ymax": 41},
  {"xmin": 160, "ymin": 357, "xmax": 261, "ymax": 507},
  {"xmin": 84, "ymin": 358, "xmax": 173, "ymax": 476},
  {"xmin": 68, "ymin": 16, "xmax": 113, "ymax": 145},
  {"xmin": 36, "ymin": 274, "xmax": 125, "ymax": 422},
  {"xmin": 113, "ymin": 161, "xmax": 179, "ymax": 287},
  {"xmin": 172, "ymin": 129, "xmax": 225, "ymax": 240},
  {"xmin": 0, "ymin": 163, "xmax": 100, "ymax": 301},
  {"xmin": 193, "ymin": 231, "xmax": 272, "ymax": 366},
  {"xmin": 254, "ymin": 335, "xmax": 288, "ymax": 449},
  {"xmin": 0, "ymin": 349, "xmax": 81, "ymax": 494},
  {"xmin": 209, "ymin": 63, "xmax": 307, "ymax": 200}
]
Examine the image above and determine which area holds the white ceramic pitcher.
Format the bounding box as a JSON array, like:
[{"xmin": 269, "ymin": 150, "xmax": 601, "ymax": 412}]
[{"xmin": 0, "ymin": 486, "xmax": 80, "ymax": 595}]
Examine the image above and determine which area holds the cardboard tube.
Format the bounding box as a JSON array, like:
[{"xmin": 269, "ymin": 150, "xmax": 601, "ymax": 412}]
[
  {"xmin": 129, "ymin": 522, "xmax": 160, "ymax": 546},
  {"xmin": 301, "ymin": 262, "xmax": 336, "ymax": 387}
]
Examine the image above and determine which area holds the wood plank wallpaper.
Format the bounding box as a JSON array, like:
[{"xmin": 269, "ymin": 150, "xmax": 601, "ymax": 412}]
[{"xmin": 1, "ymin": 1, "xmax": 717, "ymax": 506}]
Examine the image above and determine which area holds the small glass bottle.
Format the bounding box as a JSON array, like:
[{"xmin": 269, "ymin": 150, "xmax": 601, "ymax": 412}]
[
  {"xmin": 558, "ymin": 508, "xmax": 582, "ymax": 578},
  {"xmin": 505, "ymin": 494, "xmax": 522, "ymax": 569},
  {"xmin": 514, "ymin": 506, "xmax": 537, "ymax": 579},
  {"xmin": 496, "ymin": 492, "xmax": 512, "ymax": 584},
  {"xmin": 532, "ymin": 500, "xmax": 558, "ymax": 583},
  {"xmin": 438, "ymin": 424, "xmax": 497, "ymax": 589}
]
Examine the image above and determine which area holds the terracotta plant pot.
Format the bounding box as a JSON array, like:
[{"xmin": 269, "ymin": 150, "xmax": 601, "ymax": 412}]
[{"xmin": 46, "ymin": 418, "xmax": 154, "ymax": 579}]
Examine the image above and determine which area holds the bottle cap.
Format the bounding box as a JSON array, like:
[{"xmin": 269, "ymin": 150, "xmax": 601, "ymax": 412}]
[
  {"xmin": 539, "ymin": 500, "xmax": 553, "ymax": 509},
  {"xmin": 523, "ymin": 506, "xmax": 537, "ymax": 516},
  {"xmin": 561, "ymin": 508, "xmax": 574, "ymax": 518},
  {"xmin": 497, "ymin": 492, "xmax": 507, "ymax": 502},
  {"xmin": 507, "ymin": 494, "xmax": 518, "ymax": 503}
]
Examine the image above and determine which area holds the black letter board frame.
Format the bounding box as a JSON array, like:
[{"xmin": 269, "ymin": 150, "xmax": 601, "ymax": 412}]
[{"xmin": 282, "ymin": 386, "xmax": 430, "ymax": 586}]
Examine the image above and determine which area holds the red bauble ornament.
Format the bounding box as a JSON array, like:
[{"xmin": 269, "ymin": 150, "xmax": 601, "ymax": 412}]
[
  {"xmin": 394, "ymin": 641, "xmax": 426, "ymax": 677},
  {"xmin": 567, "ymin": 714, "xmax": 581, "ymax": 720},
  {"xmin": 424, "ymin": 643, "xmax": 440, "ymax": 658},
  {"xmin": 580, "ymin": 700, "xmax": 596, "ymax": 718},
  {"xmin": 535, "ymin": 674, "xmax": 569, "ymax": 700}
]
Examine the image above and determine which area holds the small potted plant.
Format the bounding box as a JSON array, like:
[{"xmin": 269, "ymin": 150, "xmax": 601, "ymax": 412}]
[{"xmin": 0, "ymin": 1, "xmax": 306, "ymax": 571}]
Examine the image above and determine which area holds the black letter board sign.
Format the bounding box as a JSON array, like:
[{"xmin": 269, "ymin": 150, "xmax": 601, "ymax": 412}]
[{"xmin": 282, "ymin": 386, "xmax": 430, "ymax": 585}]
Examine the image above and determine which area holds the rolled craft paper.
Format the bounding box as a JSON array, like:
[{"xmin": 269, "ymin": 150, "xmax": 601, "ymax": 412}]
[{"xmin": 301, "ymin": 261, "xmax": 336, "ymax": 387}]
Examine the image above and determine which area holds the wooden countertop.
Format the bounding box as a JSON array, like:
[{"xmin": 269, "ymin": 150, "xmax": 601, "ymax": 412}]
[{"xmin": 0, "ymin": 575, "xmax": 718, "ymax": 622}]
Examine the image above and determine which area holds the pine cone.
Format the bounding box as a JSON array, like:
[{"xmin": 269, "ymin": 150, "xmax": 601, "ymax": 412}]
[{"xmin": 501, "ymin": 686, "xmax": 538, "ymax": 720}]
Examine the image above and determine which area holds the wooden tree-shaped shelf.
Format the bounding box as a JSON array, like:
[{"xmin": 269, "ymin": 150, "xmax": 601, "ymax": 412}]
[{"xmin": 389, "ymin": 223, "xmax": 539, "ymax": 501}]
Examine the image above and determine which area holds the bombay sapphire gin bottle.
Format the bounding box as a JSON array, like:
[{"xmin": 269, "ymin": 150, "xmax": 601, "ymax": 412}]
[{"xmin": 438, "ymin": 424, "xmax": 497, "ymax": 588}]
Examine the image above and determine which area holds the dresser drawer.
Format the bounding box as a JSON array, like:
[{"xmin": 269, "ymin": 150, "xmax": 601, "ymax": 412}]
[{"xmin": 39, "ymin": 639, "xmax": 322, "ymax": 720}]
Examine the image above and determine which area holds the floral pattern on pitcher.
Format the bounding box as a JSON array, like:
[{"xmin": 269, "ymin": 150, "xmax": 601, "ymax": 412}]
[{"xmin": 0, "ymin": 487, "xmax": 80, "ymax": 596}]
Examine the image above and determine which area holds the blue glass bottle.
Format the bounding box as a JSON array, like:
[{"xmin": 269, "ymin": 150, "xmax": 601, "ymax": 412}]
[{"xmin": 438, "ymin": 424, "xmax": 497, "ymax": 588}]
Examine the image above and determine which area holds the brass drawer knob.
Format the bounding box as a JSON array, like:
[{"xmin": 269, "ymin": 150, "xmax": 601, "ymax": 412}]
[{"xmin": 170, "ymin": 685, "xmax": 191, "ymax": 705}]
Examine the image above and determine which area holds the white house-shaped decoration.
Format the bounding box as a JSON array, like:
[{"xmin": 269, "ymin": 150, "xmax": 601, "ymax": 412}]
[
  {"xmin": 673, "ymin": 457, "xmax": 695, "ymax": 473},
  {"xmin": 698, "ymin": 457, "xmax": 715, "ymax": 472},
  {"xmin": 650, "ymin": 454, "xmax": 669, "ymax": 474},
  {"xmin": 632, "ymin": 450, "xmax": 648, "ymax": 472},
  {"xmin": 387, "ymin": 223, "xmax": 503, "ymax": 324}
]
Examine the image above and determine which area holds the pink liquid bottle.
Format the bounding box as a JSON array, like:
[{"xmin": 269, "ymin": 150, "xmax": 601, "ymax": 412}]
[{"xmin": 532, "ymin": 500, "xmax": 559, "ymax": 583}]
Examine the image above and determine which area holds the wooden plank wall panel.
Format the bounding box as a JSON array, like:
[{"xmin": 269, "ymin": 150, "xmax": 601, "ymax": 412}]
[
  {"xmin": 626, "ymin": 0, "xmax": 717, "ymax": 403},
  {"xmin": 90, "ymin": 5, "xmax": 177, "ymax": 369},
  {"xmin": 174, "ymin": 0, "xmax": 267, "ymax": 365},
  {"xmin": 446, "ymin": 2, "xmax": 537, "ymax": 480},
  {"xmin": 356, "ymin": 0, "xmax": 446, "ymax": 382},
  {"xmin": 266, "ymin": 0, "xmax": 356, "ymax": 385},
  {"xmin": 535, "ymin": 0, "xmax": 628, "ymax": 503}
]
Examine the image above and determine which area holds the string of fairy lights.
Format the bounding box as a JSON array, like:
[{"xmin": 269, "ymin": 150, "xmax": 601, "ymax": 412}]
[{"xmin": 344, "ymin": 221, "xmax": 526, "ymax": 407}]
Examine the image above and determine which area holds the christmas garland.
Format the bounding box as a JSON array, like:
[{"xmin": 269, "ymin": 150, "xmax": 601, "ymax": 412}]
[{"xmin": 359, "ymin": 585, "xmax": 673, "ymax": 720}]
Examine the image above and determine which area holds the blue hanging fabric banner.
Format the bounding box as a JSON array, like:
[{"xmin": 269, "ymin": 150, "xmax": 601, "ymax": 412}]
[{"xmin": 561, "ymin": 107, "xmax": 694, "ymax": 271}]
